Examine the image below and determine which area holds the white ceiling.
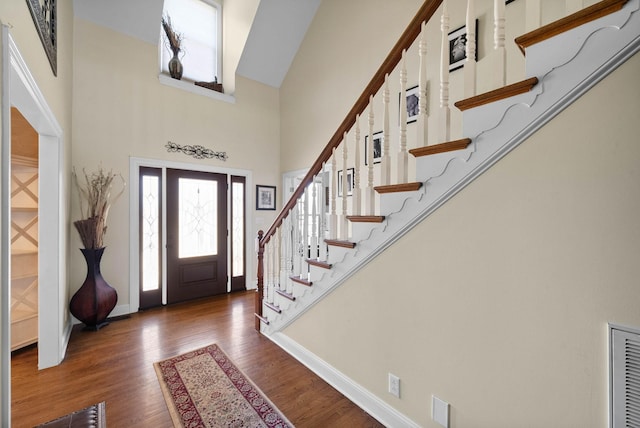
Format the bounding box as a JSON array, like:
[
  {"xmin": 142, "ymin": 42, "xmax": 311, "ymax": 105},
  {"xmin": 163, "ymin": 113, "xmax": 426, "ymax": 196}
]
[
  {"xmin": 72, "ymin": 0, "xmax": 320, "ymax": 88},
  {"xmin": 236, "ymin": 0, "xmax": 320, "ymax": 88}
]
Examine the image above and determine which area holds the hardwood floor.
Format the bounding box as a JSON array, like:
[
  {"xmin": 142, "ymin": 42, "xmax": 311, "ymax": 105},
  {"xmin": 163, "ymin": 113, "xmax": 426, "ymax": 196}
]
[{"xmin": 11, "ymin": 291, "xmax": 384, "ymax": 427}]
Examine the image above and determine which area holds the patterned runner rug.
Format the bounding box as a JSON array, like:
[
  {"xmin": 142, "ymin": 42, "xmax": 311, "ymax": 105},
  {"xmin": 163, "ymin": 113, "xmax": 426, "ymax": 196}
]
[{"xmin": 154, "ymin": 344, "xmax": 294, "ymax": 427}]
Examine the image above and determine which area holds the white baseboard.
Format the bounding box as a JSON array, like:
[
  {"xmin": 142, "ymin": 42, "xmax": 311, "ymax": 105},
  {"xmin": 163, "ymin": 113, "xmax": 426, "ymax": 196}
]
[{"xmin": 268, "ymin": 332, "xmax": 421, "ymax": 428}]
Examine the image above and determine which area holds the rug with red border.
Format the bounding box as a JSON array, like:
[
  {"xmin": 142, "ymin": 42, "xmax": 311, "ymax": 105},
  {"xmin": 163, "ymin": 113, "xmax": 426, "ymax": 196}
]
[{"xmin": 154, "ymin": 344, "xmax": 293, "ymax": 427}]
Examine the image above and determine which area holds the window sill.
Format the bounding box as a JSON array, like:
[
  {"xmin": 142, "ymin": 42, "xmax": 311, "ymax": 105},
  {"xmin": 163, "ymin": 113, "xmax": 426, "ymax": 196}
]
[{"xmin": 158, "ymin": 74, "xmax": 236, "ymax": 104}]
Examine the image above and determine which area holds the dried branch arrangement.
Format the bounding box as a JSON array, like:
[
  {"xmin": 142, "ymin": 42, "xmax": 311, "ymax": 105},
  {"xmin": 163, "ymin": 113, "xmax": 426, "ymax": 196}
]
[
  {"xmin": 161, "ymin": 14, "xmax": 183, "ymax": 55},
  {"xmin": 73, "ymin": 167, "xmax": 126, "ymax": 249}
]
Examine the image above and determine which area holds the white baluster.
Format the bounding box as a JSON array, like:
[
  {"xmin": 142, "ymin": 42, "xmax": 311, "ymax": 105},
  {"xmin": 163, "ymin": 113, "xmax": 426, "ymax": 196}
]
[
  {"xmin": 266, "ymin": 239, "xmax": 273, "ymax": 303},
  {"xmin": 302, "ymin": 185, "xmax": 309, "ymax": 279},
  {"xmin": 271, "ymin": 236, "xmax": 277, "ymax": 299},
  {"xmin": 440, "ymin": 0, "xmax": 451, "ymax": 142},
  {"xmin": 341, "ymin": 132, "xmax": 349, "ymax": 239},
  {"xmin": 381, "ymin": 75, "xmax": 391, "ymax": 186},
  {"xmin": 310, "ymin": 177, "xmax": 318, "ymax": 260},
  {"xmin": 526, "ymin": 0, "xmax": 541, "ymax": 31},
  {"xmin": 279, "ymin": 223, "xmax": 286, "ymax": 292},
  {"xmin": 263, "ymin": 239, "xmax": 270, "ymax": 304},
  {"xmin": 292, "ymin": 200, "xmax": 302, "ymax": 280},
  {"xmin": 365, "ymin": 96, "xmax": 376, "ymax": 214},
  {"xmin": 566, "ymin": 0, "xmax": 582, "ymax": 14},
  {"xmin": 465, "ymin": 0, "xmax": 477, "ymax": 97},
  {"xmin": 353, "ymin": 115, "xmax": 362, "ymax": 215},
  {"xmin": 285, "ymin": 212, "xmax": 294, "ymax": 294},
  {"xmin": 330, "ymin": 148, "xmax": 338, "ymax": 239},
  {"xmin": 417, "ymin": 23, "xmax": 429, "ymax": 149},
  {"xmin": 319, "ymin": 164, "xmax": 328, "ymax": 261},
  {"xmin": 494, "ymin": 0, "xmax": 506, "ymax": 88},
  {"xmin": 271, "ymin": 228, "xmax": 282, "ymax": 292},
  {"xmin": 399, "ymin": 50, "xmax": 409, "ymax": 184}
]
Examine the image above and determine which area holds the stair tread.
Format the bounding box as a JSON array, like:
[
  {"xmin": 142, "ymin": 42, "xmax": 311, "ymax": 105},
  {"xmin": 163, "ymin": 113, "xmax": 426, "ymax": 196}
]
[
  {"xmin": 374, "ymin": 182, "xmax": 422, "ymax": 194},
  {"xmin": 325, "ymin": 239, "xmax": 356, "ymax": 249},
  {"xmin": 264, "ymin": 301, "xmax": 282, "ymax": 314},
  {"xmin": 454, "ymin": 78, "xmax": 538, "ymax": 111},
  {"xmin": 514, "ymin": 0, "xmax": 627, "ymax": 55},
  {"xmin": 254, "ymin": 313, "xmax": 269, "ymax": 325},
  {"xmin": 347, "ymin": 215, "xmax": 385, "ymax": 223},
  {"xmin": 306, "ymin": 259, "xmax": 332, "ymax": 269},
  {"xmin": 409, "ymin": 139, "xmax": 472, "ymax": 158},
  {"xmin": 290, "ymin": 275, "xmax": 312, "ymax": 286},
  {"xmin": 275, "ymin": 289, "xmax": 296, "ymax": 301}
]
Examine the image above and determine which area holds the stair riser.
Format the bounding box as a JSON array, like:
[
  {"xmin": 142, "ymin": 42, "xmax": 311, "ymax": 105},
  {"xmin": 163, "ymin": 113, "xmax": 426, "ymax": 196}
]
[
  {"xmin": 308, "ymin": 264, "xmax": 330, "ymax": 282},
  {"xmin": 326, "ymin": 245, "xmax": 354, "ymax": 265},
  {"xmin": 350, "ymin": 221, "xmax": 384, "ymax": 242},
  {"xmin": 414, "ymin": 147, "xmax": 473, "ymax": 183},
  {"xmin": 378, "ymin": 190, "xmax": 424, "ymax": 217},
  {"xmin": 461, "ymin": 90, "xmax": 540, "ymax": 138}
]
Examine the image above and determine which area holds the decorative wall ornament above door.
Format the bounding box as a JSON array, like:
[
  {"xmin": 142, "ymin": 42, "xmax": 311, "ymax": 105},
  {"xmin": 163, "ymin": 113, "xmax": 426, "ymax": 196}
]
[
  {"xmin": 26, "ymin": 0, "xmax": 57, "ymax": 76},
  {"xmin": 165, "ymin": 141, "xmax": 228, "ymax": 161}
]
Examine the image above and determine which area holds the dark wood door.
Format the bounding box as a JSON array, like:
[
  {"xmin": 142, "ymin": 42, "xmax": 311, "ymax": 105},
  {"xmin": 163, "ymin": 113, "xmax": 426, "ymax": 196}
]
[{"xmin": 166, "ymin": 168, "xmax": 227, "ymax": 303}]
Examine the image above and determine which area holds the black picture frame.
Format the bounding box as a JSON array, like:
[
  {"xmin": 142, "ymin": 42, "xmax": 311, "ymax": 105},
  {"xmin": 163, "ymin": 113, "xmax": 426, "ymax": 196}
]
[
  {"xmin": 448, "ymin": 19, "xmax": 479, "ymax": 72},
  {"xmin": 506, "ymin": 0, "xmax": 516, "ymax": 4},
  {"xmin": 26, "ymin": 0, "xmax": 57, "ymax": 76},
  {"xmin": 337, "ymin": 168, "xmax": 354, "ymax": 197},
  {"xmin": 256, "ymin": 185, "xmax": 276, "ymax": 210},
  {"xmin": 364, "ymin": 131, "xmax": 382, "ymax": 165},
  {"xmin": 401, "ymin": 85, "xmax": 420, "ymax": 124}
]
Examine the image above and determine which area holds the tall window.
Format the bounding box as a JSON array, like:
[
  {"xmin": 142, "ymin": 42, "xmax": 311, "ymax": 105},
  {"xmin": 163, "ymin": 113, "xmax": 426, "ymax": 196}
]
[{"xmin": 161, "ymin": 0, "xmax": 222, "ymax": 83}]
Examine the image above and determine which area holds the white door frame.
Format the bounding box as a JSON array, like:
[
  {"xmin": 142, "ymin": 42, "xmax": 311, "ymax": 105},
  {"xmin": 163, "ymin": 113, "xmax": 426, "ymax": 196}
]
[
  {"xmin": 1, "ymin": 26, "xmax": 68, "ymax": 426},
  {"xmin": 129, "ymin": 157, "xmax": 253, "ymax": 312}
]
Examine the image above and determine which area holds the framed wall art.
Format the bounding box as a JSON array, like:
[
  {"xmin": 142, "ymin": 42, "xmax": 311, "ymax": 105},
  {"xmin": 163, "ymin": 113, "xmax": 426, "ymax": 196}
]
[
  {"xmin": 337, "ymin": 168, "xmax": 354, "ymax": 197},
  {"xmin": 448, "ymin": 19, "xmax": 478, "ymax": 72},
  {"xmin": 364, "ymin": 131, "xmax": 382, "ymax": 165},
  {"xmin": 401, "ymin": 85, "xmax": 420, "ymax": 124},
  {"xmin": 256, "ymin": 185, "xmax": 276, "ymax": 210},
  {"xmin": 27, "ymin": 0, "xmax": 57, "ymax": 76}
]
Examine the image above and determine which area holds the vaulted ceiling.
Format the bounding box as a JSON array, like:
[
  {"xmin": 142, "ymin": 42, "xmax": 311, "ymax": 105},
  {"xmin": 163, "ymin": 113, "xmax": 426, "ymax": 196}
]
[{"xmin": 72, "ymin": 0, "xmax": 321, "ymax": 88}]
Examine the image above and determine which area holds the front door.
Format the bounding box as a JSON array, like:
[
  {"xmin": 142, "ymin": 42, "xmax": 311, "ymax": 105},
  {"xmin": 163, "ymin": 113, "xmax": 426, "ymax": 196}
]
[{"xmin": 166, "ymin": 168, "xmax": 227, "ymax": 304}]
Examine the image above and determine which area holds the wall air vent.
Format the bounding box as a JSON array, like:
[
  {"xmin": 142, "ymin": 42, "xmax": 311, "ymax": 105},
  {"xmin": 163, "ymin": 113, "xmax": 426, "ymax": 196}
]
[{"xmin": 611, "ymin": 324, "xmax": 640, "ymax": 428}]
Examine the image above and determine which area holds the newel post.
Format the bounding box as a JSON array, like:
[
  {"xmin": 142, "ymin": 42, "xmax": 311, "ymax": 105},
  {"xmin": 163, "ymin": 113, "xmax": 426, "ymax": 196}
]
[{"xmin": 255, "ymin": 230, "xmax": 265, "ymax": 331}]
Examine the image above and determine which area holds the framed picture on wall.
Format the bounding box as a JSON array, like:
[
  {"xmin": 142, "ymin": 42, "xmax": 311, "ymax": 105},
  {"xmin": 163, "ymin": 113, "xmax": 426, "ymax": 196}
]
[
  {"xmin": 364, "ymin": 131, "xmax": 382, "ymax": 165},
  {"xmin": 256, "ymin": 185, "xmax": 276, "ymax": 210},
  {"xmin": 401, "ymin": 85, "xmax": 420, "ymax": 124},
  {"xmin": 337, "ymin": 168, "xmax": 354, "ymax": 197},
  {"xmin": 26, "ymin": 0, "xmax": 57, "ymax": 75},
  {"xmin": 448, "ymin": 19, "xmax": 479, "ymax": 72}
]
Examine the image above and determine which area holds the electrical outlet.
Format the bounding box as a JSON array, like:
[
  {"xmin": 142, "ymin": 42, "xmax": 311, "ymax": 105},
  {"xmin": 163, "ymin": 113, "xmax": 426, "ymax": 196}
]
[{"xmin": 388, "ymin": 373, "xmax": 400, "ymax": 398}]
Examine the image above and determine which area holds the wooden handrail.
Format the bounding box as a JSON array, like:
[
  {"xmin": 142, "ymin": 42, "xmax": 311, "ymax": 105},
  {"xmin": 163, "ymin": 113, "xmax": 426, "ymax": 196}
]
[{"xmin": 259, "ymin": 0, "xmax": 443, "ymax": 247}]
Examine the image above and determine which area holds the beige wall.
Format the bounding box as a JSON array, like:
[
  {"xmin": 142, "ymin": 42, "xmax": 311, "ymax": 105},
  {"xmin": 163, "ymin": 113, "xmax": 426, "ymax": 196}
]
[
  {"xmin": 283, "ymin": 52, "xmax": 640, "ymax": 427},
  {"xmin": 279, "ymin": 0, "xmax": 425, "ymax": 173},
  {"xmin": 71, "ymin": 18, "xmax": 281, "ymax": 304}
]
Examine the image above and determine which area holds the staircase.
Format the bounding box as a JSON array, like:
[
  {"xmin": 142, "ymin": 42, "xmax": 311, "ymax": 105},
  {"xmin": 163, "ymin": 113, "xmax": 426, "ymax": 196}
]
[
  {"xmin": 256, "ymin": 0, "xmax": 639, "ymax": 334},
  {"xmin": 255, "ymin": 0, "xmax": 639, "ymax": 402}
]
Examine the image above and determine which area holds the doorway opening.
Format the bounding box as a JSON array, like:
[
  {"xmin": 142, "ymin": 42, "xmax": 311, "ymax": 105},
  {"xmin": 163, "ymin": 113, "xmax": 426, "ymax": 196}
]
[{"xmin": 10, "ymin": 108, "xmax": 39, "ymax": 352}]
